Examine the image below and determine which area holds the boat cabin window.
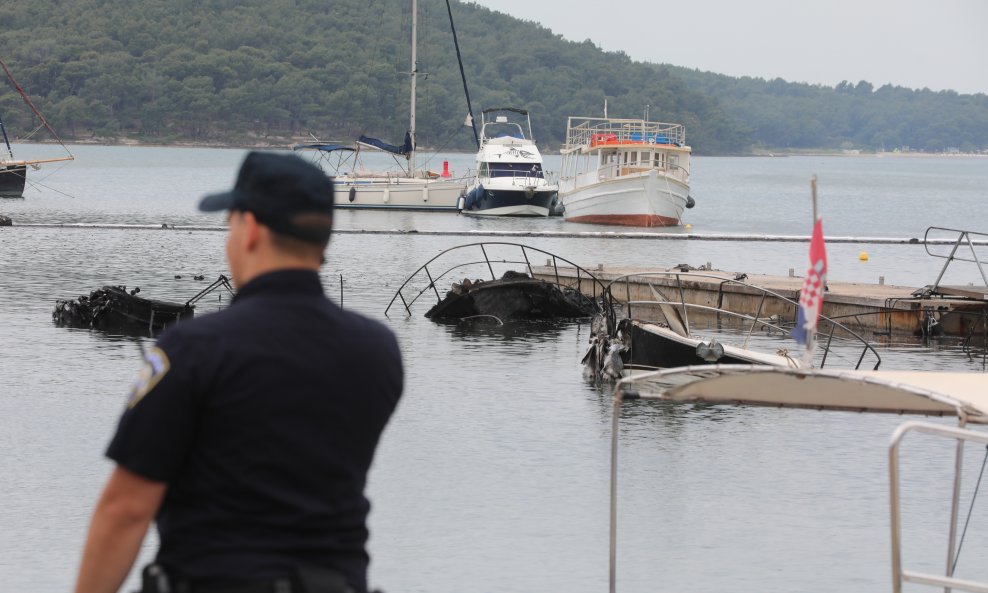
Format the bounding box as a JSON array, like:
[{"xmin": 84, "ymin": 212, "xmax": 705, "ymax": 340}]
[
  {"xmin": 483, "ymin": 122, "xmax": 526, "ymax": 140},
  {"xmin": 654, "ymin": 151, "xmax": 667, "ymax": 168},
  {"xmin": 669, "ymin": 154, "xmax": 679, "ymax": 170},
  {"xmin": 487, "ymin": 162, "xmax": 544, "ymax": 178}
]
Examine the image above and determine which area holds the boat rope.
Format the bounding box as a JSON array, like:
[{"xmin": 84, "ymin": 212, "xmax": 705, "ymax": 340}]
[
  {"xmin": 23, "ymin": 171, "xmax": 78, "ymax": 199},
  {"xmin": 20, "ymin": 122, "xmax": 45, "ymax": 142},
  {"xmin": 444, "ymin": 0, "xmax": 479, "ymax": 149},
  {"xmin": 0, "ymin": 56, "xmax": 73, "ymax": 157},
  {"xmin": 952, "ymin": 443, "xmax": 988, "ymax": 573}
]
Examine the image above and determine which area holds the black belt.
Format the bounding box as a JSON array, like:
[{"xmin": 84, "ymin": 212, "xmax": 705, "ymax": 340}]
[
  {"xmin": 173, "ymin": 578, "xmax": 294, "ymax": 593},
  {"xmin": 140, "ymin": 563, "xmax": 354, "ymax": 593}
]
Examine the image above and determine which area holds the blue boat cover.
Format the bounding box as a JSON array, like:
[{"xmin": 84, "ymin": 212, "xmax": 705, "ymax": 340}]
[
  {"xmin": 357, "ymin": 131, "xmax": 413, "ymax": 157},
  {"xmin": 292, "ymin": 143, "xmax": 355, "ymax": 153}
]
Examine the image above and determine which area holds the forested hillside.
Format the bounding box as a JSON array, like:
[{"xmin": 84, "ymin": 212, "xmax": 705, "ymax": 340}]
[{"xmin": 0, "ymin": 0, "xmax": 985, "ymax": 154}]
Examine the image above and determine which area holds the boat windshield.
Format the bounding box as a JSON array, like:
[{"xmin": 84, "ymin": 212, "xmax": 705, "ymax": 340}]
[
  {"xmin": 483, "ymin": 162, "xmax": 544, "ymax": 179},
  {"xmin": 483, "ymin": 122, "xmax": 526, "ymax": 140}
]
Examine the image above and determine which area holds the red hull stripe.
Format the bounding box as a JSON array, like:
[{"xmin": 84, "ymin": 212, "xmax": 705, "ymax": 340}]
[{"xmin": 566, "ymin": 213, "xmax": 679, "ymax": 227}]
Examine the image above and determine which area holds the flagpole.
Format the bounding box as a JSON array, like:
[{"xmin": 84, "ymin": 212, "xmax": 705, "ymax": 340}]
[
  {"xmin": 803, "ymin": 175, "xmax": 820, "ymax": 368},
  {"xmin": 810, "ymin": 175, "xmax": 818, "ymax": 222}
]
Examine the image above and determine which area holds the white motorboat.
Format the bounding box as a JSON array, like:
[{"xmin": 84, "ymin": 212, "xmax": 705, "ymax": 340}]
[
  {"xmin": 460, "ymin": 108, "xmax": 558, "ymax": 217},
  {"xmin": 293, "ymin": 0, "xmax": 469, "ymax": 211},
  {"xmin": 559, "ymin": 116, "xmax": 694, "ymax": 226}
]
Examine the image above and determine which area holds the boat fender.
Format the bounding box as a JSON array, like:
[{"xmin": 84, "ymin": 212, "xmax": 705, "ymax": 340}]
[
  {"xmin": 686, "ymin": 195, "xmax": 695, "ymax": 209},
  {"xmin": 695, "ymin": 340, "xmax": 724, "ymax": 362},
  {"xmin": 348, "ymin": 187, "xmax": 356, "ymax": 203},
  {"xmin": 457, "ymin": 195, "xmax": 465, "ymax": 211}
]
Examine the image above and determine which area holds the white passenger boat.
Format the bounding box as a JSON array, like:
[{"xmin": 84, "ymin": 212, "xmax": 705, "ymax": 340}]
[
  {"xmin": 460, "ymin": 108, "xmax": 558, "ymax": 217},
  {"xmin": 559, "ymin": 116, "xmax": 694, "ymax": 226}
]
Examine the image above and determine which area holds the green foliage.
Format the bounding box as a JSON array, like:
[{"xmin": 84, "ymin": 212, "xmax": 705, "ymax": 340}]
[
  {"xmin": 1, "ymin": 0, "xmax": 985, "ymax": 154},
  {"xmin": 669, "ymin": 68, "xmax": 988, "ymax": 153}
]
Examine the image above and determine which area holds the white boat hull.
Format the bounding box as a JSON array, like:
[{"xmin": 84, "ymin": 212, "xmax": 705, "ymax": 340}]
[
  {"xmin": 333, "ymin": 177, "xmax": 467, "ymax": 211},
  {"xmin": 561, "ymin": 169, "xmax": 689, "ymax": 227}
]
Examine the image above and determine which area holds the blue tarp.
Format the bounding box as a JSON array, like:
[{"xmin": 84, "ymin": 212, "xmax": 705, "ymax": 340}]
[
  {"xmin": 292, "ymin": 143, "xmax": 355, "ymax": 153},
  {"xmin": 357, "ymin": 131, "xmax": 413, "ymax": 157}
]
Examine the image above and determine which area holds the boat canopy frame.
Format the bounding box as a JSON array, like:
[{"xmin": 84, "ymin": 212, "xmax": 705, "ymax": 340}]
[
  {"xmin": 384, "ymin": 241, "xmax": 608, "ymax": 317},
  {"xmin": 608, "ymin": 364, "xmax": 988, "ymax": 593}
]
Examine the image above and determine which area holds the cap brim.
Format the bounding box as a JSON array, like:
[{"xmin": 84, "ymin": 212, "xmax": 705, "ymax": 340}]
[{"xmin": 198, "ymin": 191, "xmax": 237, "ymax": 212}]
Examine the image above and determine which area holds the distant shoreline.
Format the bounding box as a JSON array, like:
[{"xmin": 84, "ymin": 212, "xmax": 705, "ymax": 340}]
[{"xmin": 10, "ymin": 138, "xmax": 988, "ymax": 158}]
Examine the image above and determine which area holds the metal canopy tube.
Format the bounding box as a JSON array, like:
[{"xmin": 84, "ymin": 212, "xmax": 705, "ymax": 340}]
[{"xmin": 889, "ymin": 421, "xmax": 988, "ymax": 593}]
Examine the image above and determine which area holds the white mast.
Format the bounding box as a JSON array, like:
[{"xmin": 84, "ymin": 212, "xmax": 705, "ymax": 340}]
[{"xmin": 409, "ymin": 0, "xmax": 418, "ymax": 174}]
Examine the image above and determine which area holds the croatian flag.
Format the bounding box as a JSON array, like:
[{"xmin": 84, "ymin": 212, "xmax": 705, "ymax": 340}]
[{"xmin": 793, "ymin": 217, "xmax": 827, "ymax": 346}]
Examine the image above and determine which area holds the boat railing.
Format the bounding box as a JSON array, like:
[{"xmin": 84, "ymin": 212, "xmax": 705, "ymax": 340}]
[
  {"xmin": 564, "ymin": 117, "xmax": 686, "ymax": 151},
  {"xmin": 923, "ymin": 226, "xmax": 988, "ymax": 295},
  {"xmin": 581, "ymin": 159, "xmax": 689, "ymax": 185},
  {"xmin": 890, "ymin": 421, "xmax": 988, "ymax": 593},
  {"xmin": 601, "ymin": 271, "xmax": 882, "ymax": 370},
  {"xmin": 185, "ymin": 274, "xmax": 236, "ymax": 307},
  {"xmin": 384, "ymin": 242, "xmax": 608, "ymax": 317}
]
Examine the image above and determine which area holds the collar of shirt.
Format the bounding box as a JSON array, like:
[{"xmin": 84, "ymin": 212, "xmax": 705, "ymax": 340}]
[{"xmin": 232, "ymin": 269, "xmax": 324, "ymax": 303}]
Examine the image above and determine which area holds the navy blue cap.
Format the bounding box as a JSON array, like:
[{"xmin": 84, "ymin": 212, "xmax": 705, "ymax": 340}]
[{"xmin": 200, "ymin": 151, "xmax": 334, "ymax": 243}]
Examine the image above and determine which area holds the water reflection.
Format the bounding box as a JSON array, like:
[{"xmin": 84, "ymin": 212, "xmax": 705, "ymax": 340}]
[{"xmin": 434, "ymin": 317, "xmax": 586, "ymax": 344}]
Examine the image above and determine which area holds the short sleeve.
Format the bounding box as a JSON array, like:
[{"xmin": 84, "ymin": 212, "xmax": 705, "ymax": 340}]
[{"xmin": 106, "ymin": 329, "xmax": 207, "ymax": 482}]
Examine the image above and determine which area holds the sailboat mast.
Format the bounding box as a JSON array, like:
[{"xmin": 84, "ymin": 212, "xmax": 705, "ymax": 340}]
[
  {"xmin": 409, "ymin": 0, "xmax": 418, "ymax": 174},
  {"xmin": 0, "ymin": 113, "xmax": 14, "ymax": 160}
]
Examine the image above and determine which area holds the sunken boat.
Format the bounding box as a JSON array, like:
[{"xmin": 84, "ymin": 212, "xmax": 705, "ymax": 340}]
[
  {"xmin": 583, "ymin": 270, "xmax": 882, "ymax": 379},
  {"xmin": 385, "ymin": 242, "xmax": 606, "ymax": 323},
  {"xmin": 425, "ymin": 270, "xmax": 598, "ymax": 321},
  {"xmin": 53, "ymin": 275, "xmax": 234, "ymax": 335}
]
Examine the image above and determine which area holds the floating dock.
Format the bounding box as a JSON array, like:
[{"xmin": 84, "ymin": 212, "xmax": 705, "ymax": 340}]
[{"xmin": 532, "ymin": 264, "xmax": 988, "ymax": 340}]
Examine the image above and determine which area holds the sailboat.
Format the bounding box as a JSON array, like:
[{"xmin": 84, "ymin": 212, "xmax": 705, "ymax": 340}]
[
  {"xmin": 0, "ymin": 57, "xmax": 74, "ymax": 198},
  {"xmin": 294, "ymin": 0, "xmax": 471, "ymax": 211}
]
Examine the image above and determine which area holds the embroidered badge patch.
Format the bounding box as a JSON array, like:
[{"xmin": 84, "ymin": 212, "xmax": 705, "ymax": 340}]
[{"xmin": 128, "ymin": 346, "xmax": 170, "ymax": 408}]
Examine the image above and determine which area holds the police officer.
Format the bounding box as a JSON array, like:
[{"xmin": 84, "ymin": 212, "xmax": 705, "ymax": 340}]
[{"xmin": 74, "ymin": 152, "xmax": 404, "ymax": 593}]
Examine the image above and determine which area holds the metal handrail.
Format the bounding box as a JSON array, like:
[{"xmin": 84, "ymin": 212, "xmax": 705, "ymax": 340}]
[
  {"xmin": 890, "ymin": 421, "xmax": 988, "ymax": 593},
  {"xmin": 383, "ymin": 242, "xmax": 608, "ymax": 316},
  {"xmin": 924, "ymin": 226, "xmax": 988, "ymax": 291}
]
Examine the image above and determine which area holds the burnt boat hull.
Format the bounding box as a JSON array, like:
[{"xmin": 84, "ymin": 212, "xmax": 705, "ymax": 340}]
[
  {"xmin": 0, "ymin": 164, "xmax": 27, "ymax": 198},
  {"xmin": 54, "ymin": 286, "xmax": 194, "ymax": 334},
  {"xmin": 426, "ymin": 278, "xmax": 598, "ymax": 320}
]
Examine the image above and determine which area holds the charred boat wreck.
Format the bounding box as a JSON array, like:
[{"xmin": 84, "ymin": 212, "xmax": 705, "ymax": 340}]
[
  {"xmin": 53, "ymin": 275, "xmax": 234, "ymax": 334},
  {"xmin": 385, "ymin": 242, "xmax": 606, "ymax": 322}
]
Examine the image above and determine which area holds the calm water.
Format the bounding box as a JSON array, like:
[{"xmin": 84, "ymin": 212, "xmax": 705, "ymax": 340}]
[{"xmin": 1, "ymin": 146, "xmax": 988, "ymax": 592}]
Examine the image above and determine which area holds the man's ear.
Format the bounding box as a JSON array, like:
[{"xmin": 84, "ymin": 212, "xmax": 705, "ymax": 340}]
[{"xmin": 242, "ymin": 211, "xmax": 265, "ymax": 251}]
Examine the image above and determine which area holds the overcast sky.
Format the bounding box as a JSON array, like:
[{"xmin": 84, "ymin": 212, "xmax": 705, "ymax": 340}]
[{"xmin": 470, "ymin": 0, "xmax": 988, "ymax": 95}]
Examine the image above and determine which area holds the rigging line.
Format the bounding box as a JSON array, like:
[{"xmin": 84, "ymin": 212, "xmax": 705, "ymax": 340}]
[
  {"xmin": 23, "ymin": 175, "xmax": 77, "ymax": 199},
  {"xmin": 0, "ymin": 56, "xmax": 73, "ymax": 158},
  {"xmin": 445, "ymin": 0, "xmax": 479, "ymax": 149},
  {"xmin": 952, "ymin": 444, "xmax": 988, "ymax": 573}
]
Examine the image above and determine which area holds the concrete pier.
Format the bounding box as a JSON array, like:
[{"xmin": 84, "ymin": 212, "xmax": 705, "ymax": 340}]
[{"xmin": 533, "ymin": 265, "xmax": 988, "ymax": 339}]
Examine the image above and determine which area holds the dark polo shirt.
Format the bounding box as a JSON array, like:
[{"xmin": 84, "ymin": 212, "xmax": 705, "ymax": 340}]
[{"xmin": 107, "ymin": 270, "xmax": 403, "ymax": 591}]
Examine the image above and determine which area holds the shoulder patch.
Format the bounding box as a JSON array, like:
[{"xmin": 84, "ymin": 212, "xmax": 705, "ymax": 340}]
[{"xmin": 128, "ymin": 346, "xmax": 171, "ymax": 408}]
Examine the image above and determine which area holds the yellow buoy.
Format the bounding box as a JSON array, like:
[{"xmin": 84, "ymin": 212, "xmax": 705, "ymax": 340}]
[
  {"xmin": 685, "ymin": 223, "xmax": 693, "ymax": 230},
  {"xmin": 859, "ymin": 251, "xmax": 869, "ymax": 261}
]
